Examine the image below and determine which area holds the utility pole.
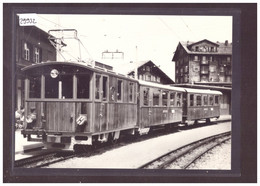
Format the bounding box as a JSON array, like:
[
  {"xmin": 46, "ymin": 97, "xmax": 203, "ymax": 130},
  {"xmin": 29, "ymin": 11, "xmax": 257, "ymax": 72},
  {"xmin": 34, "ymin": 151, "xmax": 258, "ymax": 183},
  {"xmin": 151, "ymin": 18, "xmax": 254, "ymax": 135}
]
[{"xmin": 135, "ymin": 45, "xmax": 138, "ymax": 80}]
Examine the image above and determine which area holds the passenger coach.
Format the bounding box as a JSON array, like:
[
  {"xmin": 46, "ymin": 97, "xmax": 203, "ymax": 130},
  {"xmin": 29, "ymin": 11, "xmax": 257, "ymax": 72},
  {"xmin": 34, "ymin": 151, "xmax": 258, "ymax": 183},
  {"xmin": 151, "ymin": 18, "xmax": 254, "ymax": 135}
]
[
  {"xmin": 182, "ymin": 88, "xmax": 222, "ymax": 125},
  {"xmin": 138, "ymin": 80, "xmax": 185, "ymax": 133}
]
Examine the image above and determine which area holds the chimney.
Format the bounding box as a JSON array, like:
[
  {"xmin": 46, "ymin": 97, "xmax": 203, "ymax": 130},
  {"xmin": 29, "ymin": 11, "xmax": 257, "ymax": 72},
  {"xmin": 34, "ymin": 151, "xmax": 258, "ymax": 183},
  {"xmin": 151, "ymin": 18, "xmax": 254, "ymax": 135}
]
[{"xmin": 225, "ymin": 40, "xmax": 228, "ymax": 46}]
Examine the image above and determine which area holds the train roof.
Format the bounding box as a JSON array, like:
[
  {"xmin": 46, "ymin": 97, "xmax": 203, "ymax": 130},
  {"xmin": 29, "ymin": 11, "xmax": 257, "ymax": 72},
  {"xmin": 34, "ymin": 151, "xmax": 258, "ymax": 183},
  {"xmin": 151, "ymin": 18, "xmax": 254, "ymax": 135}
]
[
  {"xmin": 183, "ymin": 87, "xmax": 222, "ymax": 95},
  {"xmin": 138, "ymin": 80, "xmax": 186, "ymax": 92},
  {"xmin": 21, "ymin": 61, "xmax": 139, "ymax": 82}
]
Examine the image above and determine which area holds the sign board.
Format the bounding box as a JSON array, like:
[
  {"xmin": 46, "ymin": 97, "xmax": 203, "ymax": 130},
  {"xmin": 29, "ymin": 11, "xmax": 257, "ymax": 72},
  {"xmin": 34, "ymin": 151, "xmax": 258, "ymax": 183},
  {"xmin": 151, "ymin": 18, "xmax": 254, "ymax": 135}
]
[{"xmin": 19, "ymin": 14, "xmax": 38, "ymax": 26}]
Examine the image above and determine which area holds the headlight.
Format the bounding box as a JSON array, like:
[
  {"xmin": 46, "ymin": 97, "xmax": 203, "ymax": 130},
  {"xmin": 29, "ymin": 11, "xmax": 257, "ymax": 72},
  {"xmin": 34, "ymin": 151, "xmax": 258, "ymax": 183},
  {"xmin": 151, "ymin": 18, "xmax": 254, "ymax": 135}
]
[{"xmin": 50, "ymin": 69, "xmax": 59, "ymax": 78}]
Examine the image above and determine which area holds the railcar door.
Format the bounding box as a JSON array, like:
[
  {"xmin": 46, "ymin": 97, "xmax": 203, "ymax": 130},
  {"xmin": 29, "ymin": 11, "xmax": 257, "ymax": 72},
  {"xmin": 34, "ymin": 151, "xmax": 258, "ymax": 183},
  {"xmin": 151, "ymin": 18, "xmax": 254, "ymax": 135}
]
[
  {"xmin": 182, "ymin": 92, "xmax": 187, "ymax": 117},
  {"xmin": 44, "ymin": 69, "xmax": 76, "ymax": 132},
  {"xmin": 140, "ymin": 86, "xmax": 152, "ymax": 128},
  {"xmin": 94, "ymin": 73, "xmax": 109, "ymax": 132}
]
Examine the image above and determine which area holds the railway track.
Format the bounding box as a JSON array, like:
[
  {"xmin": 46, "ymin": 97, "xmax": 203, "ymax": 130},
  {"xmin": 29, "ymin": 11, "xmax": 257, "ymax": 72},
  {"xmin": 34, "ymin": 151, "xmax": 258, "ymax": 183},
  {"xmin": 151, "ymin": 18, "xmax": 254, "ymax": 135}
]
[
  {"xmin": 138, "ymin": 131, "xmax": 231, "ymax": 169},
  {"xmin": 15, "ymin": 119, "xmax": 231, "ymax": 168},
  {"xmin": 14, "ymin": 151, "xmax": 75, "ymax": 168}
]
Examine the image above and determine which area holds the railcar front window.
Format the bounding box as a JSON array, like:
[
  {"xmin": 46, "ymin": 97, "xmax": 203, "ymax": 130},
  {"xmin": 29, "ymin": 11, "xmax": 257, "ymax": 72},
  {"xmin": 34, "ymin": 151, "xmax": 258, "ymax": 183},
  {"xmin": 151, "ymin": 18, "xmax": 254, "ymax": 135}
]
[
  {"xmin": 62, "ymin": 75, "xmax": 73, "ymax": 98},
  {"xmin": 45, "ymin": 75, "xmax": 59, "ymax": 98},
  {"xmin": 45, "ymin": 75, "xmax": 73, "ymax": 99},
  {"xmin": 77, "ymin": 74, "xmax": 90, "ymax": 99},
  {"xmin": 29, "ymin": 76, "xmax": 41, "ymax": 98},
  {"xmin": 162, "ymin": 91, "xmax": 168, "ymax": 107}
]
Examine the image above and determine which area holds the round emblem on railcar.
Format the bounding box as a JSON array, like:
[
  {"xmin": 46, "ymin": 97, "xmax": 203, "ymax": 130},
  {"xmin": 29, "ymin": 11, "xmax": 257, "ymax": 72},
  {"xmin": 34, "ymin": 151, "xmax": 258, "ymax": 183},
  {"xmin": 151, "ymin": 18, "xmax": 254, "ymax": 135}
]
[{"xmin": 50, "ymin": 69, "xmax": 59, "ymax": 78}]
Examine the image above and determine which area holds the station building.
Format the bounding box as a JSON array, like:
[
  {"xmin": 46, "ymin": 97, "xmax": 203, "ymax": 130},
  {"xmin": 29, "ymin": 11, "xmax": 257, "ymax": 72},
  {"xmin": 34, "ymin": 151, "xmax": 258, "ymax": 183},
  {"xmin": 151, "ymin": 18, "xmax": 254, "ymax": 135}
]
[
  {"xmin": 172, "ymin": 39, "xmax": 232, "ymax": 115},
  {"xmin": 15, "ymin": 20, "xmax": 56, "ymax": 110},
  {"xmin": 127, "ymin": 60, "xmax": 174, "ymax": 85}
]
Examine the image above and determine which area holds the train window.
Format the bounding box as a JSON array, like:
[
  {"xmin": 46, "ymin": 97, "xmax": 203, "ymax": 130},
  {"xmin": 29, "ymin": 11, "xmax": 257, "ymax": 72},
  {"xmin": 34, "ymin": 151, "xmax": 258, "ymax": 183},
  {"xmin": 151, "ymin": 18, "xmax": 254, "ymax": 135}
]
[
  {"xmin": 189, "ymin": 94, "xmax": 194, "ymax": 106},
  {"xmin": 45, "ymin": 74, "xmax": 73, "ymax": 99},
  {"xmin": 162, "ymin": 91, "xmax": 168, "ymax": 107},
  {"xmin": 209, "ymin": 95, "xmax": 214, "ymax": 105},
  {"xmin": 102, "ymin": 76, "xmax": 108, "ymax": 101},
  {"xmin": 95, "ymin": 74, "xmax": 101, "ymax": 100},
  {"xmin": 29, "ymin": 75, "xmax": 41, "ymax": 98},
  {"xmin": 61, "ymin": 75, "xmax": 73, "ymax": 98},
  {"xmin": 77, "ymin": 74, "xmax": 90, "ymax": 99},
  {"xmin": 170, "ymin": 92, "xmax": 175, "ymax": 106},
  {"xmin": 215, "ymin": 96, "xmax": 219, "ymax": 105},
  {"xmin": 45, "ymin": 75, "xmax": 59, "ymax": 98},
  {"xmin": 129, "ymin": 82, "xmax": 134, "ymax": 103},
  {"xmin": 153, "ymin": 89, "xmax": 160, "ymax": 106},
  {"xmin": 117, "ymin": 80, "xmax": 123, "ymax": 101},
  {"xmin": 176, "ymin": 93, "xmax": 182, "ymax": 106},
  {"xmin": 196, "ymin": 95, "xmax": 202, "ymax": 106},
  {"xmin": 110, "ymin": 86, "xmax": 115, "ymax": 101},
  {"xmin": 143, "ymin": 88, "xmax": 149, "ymax": 106},
  {"xmin": 203, "ymin": 95, "xmax": 208, "ymax": 106}
]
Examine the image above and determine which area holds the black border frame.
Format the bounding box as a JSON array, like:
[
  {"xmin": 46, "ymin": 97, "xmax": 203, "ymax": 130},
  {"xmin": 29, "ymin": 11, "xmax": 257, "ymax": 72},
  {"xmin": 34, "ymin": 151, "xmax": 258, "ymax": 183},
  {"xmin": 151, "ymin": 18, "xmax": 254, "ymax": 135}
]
[{"xmin": 3, "ymin": 3, "xmax": 257, "ymax": 183}]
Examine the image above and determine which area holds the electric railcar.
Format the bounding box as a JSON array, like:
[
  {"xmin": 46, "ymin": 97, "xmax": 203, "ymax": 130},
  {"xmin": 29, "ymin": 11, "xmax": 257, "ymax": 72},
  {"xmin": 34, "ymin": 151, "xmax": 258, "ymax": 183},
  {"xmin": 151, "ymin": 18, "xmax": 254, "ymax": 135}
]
[{"xmin": 21, "ymin": 61, "xmax": 222, "ymax": 151}]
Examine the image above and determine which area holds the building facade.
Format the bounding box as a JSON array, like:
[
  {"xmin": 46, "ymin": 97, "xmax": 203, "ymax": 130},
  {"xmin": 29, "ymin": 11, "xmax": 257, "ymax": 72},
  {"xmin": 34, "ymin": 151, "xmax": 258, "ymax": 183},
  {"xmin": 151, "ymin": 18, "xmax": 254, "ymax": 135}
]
[
  {"xmin": 172, "ymin": 39, "xmax": 232, "ymax": 115},
  {"xmin": 173, "ymin": 39, "xmax": 232, "ymax": 84},
  {"xmin": 16, "ymin": 22, "xmax": 56, "ymax": 110}
]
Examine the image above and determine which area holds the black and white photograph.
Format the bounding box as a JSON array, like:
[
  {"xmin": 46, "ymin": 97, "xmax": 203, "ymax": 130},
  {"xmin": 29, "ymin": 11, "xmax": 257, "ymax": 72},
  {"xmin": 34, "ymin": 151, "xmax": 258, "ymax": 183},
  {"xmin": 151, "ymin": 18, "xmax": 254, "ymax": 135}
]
[{"xmin": 3, "ymin": 3, "xmax": 257, "ymax": 183}]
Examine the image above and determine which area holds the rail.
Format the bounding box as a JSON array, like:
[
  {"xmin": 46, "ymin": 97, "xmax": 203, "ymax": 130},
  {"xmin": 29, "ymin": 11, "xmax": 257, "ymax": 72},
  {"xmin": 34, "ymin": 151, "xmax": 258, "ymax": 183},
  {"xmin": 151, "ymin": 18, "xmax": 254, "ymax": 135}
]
[{"xmin": 138, "ymin": 131, "xmax": 231, "ymax": 169}]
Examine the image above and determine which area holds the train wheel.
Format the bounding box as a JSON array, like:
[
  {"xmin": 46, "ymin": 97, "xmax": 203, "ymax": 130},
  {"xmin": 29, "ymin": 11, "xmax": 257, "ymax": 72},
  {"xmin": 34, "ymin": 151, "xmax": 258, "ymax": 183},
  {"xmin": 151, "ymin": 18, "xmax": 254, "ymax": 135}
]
[{"xmin": 206, "ymin": 118, "xmax": 211, "ymax": 124}]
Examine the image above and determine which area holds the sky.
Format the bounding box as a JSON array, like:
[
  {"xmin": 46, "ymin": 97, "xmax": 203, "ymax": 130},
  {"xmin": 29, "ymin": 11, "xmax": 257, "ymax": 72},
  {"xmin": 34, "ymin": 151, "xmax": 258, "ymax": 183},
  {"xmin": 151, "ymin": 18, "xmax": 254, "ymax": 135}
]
[{"xmin": 34, "ymin": 14, "xmax": 233, "ymax": 80}]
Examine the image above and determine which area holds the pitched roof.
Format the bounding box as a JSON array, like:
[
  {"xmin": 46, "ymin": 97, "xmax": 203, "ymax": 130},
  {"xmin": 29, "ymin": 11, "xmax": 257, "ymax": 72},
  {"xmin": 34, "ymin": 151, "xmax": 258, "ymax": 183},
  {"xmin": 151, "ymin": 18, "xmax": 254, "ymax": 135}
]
[
  {"xmin": 172, "ymin": 39, "xmax": 232, "ymax": 61},
  {"xmin": 187, "ymin": 39, "xmax": 219, "ymax": 47},
  {"xmin": 126, "ymin": 60, "xmax": 174, "ymax": 83}
]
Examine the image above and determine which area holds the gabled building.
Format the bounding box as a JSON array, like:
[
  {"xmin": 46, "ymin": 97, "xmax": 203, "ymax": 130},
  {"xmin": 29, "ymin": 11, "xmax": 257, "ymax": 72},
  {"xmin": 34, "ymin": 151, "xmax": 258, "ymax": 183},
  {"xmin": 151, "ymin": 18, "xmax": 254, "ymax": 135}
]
[
  {"xmin": 172, "ymin": 39, "xmax": 232, "ymax": 115},
  {"xmin": 172, "ymin": 39, "xmax": 232, "ymax": 85},
  {"xmin": 127, "ymin": 60, "xmax": 174, "ymax": 84},
  {"xmin": 16, "ymin": 18, "xmax": 56, "ymax": 110}
]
